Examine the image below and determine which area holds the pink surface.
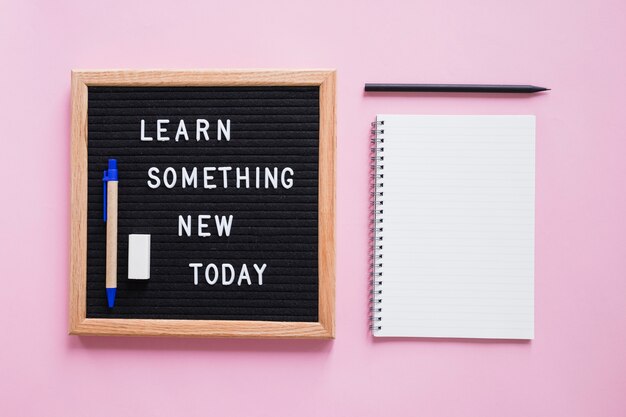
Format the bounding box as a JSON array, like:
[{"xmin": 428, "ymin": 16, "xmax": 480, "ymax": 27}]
[{"xmin": 1, "ymin": 0, "xmax": 625, "ymax": 416}]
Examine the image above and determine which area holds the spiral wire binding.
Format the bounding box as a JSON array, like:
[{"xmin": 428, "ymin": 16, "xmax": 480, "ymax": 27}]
[{"xmin": 369, "ymin": 119, "xmax": 384, "ymax": 332}]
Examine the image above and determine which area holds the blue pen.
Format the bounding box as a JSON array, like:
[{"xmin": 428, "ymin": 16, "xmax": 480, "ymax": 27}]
[{"xmin": 103, "ymin": 159, "xmax": 118, "ymax": 308}]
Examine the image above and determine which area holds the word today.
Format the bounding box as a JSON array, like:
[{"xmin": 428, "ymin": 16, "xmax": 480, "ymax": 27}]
[{"xmin": 189, "ymin": 263, "xmax": 267, "ymax": 286}]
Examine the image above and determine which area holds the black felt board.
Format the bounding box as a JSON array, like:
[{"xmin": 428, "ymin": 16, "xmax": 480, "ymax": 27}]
[{"xmin": 86, "ymin": 86, "xmax": 319, "ymax": 321}]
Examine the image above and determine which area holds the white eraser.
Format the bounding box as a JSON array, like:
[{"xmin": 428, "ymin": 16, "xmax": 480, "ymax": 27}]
[{"xmin": 128, "ymin": 234, "xmax": 151, "ymax": 280}]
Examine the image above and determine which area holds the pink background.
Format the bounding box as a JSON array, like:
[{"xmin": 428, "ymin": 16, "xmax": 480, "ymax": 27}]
[{"xmin": 1, "ymin": 0, "xmax": 625, "ymax": 416}]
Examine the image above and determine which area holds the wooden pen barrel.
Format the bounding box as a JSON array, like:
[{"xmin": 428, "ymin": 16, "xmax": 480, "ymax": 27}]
[{"xmin": 106, "ymin": 181, "xmax": 118, "ymax": 288}]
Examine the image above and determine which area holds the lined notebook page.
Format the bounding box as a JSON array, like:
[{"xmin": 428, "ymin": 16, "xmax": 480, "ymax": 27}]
[{"xmin": 374, "ymin": 115, "xmax": 535, "ymax": 339}]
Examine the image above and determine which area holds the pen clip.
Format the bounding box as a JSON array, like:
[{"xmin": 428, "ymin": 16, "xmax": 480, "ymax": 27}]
[
  {"xmin": 103, "ymin": 170, "xmax": 109, "ymax": 222},
  {"xmin": 102, "ymin": 159, "xmax": 118, "ymax": 222}
]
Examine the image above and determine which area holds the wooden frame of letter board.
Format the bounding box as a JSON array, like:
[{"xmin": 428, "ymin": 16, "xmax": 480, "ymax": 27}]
[{"xmin": 69, "ymin": 70, "xmax": 335, "ymax": 338}]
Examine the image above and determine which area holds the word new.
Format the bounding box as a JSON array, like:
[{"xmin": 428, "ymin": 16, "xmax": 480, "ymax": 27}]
[{"xmin": 178, "ymin": 214, "xmax": 233, "ymax": 237}]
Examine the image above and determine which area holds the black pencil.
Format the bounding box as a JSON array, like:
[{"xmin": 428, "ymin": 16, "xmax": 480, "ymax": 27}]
[{"xmin": 364, "ymin": 83, "xmax": 550, "ymax": 94}]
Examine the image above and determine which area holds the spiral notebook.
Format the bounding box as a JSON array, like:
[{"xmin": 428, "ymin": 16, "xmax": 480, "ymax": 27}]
[{"xmin": 371, "ymin": 115, "xmax": 535, "ymax": 339}]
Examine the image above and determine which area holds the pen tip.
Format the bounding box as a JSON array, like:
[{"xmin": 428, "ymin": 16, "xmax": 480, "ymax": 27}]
[{"xmin": 106, "ymin": 288, "xmax": 116, "ymax": 308}]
